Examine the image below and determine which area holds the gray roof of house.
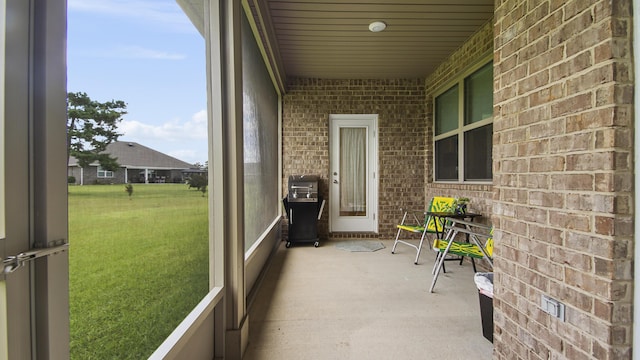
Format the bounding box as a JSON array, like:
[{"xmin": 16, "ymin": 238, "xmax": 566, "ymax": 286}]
[{"xmin": 68, "ymin": 141, "xmax": 196, "ymax": 170}]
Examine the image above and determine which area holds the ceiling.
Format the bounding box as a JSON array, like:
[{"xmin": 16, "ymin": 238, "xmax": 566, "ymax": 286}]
[
  {"xmin": 252, "ymin": 0, "xmax": 495, "ymax": 80},
  {"xmin": 178, "ymin": 0, "xmax": 495, "ymax": 81}
]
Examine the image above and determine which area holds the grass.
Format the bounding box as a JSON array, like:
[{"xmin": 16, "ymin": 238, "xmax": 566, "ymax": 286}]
[{"xmin": 68, "ymin": 184, "xmax": 209, "ymax": 359}]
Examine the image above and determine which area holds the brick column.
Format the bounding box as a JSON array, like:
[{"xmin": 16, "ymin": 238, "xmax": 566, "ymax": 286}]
[{"xmin": 493, "ymin": 1, "xmax": 634, "ymax": 358}]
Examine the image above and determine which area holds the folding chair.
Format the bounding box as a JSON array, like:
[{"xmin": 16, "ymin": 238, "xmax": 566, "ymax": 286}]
[
  {"xmin": 429, "ymin": 218, "xmax": 493, "ymax": 293},
  {"xmin": 391, "ymin": 196, "xmax": 456, "ymax": 264}
]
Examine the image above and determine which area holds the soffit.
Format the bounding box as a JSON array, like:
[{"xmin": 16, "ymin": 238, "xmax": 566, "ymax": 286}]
[{"xmin": 254, "ymin": 0, "xmax": 494, "ymax": 80}]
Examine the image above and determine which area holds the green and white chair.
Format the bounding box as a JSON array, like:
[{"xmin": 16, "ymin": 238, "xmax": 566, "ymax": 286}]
[
  {"xmin": 429, "ymin": 218, "xmax": 494, "ymax": 293},
  {"xmin": 391, "ymin": 196, "xmax": 457, "ymax": 264}
]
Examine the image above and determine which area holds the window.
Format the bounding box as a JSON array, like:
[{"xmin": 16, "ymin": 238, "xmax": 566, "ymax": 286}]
[
  {"xmin": 434, "ymin": 60, "xmax": 493, "ymax": 182},
  {"xmin": 97, "ymin": 167, "xmax": 114, "ymax": 178}
]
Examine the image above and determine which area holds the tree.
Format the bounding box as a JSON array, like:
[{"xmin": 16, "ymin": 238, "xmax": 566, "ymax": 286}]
[
  {"xmin": 187, "ymin": 174, "xmax": 207, "ymax": 189},
  {"xmin": 67, "ymin": 92, "xmax": 127, "ymax": 170},
  {"xmin": 124, "ymin": 184, "xmax": 134, "ymax": 199},
  {"xmin": 192, "ymin": 161, "xmax": 208, "ymax": 171},
  {"xmin": 187, "ymin": 174, "xmax": 208, "ymax": 196}
]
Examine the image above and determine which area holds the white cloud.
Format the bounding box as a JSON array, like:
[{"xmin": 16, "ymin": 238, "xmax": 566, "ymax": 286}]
[
  {"xmin": 119, "ymin": 109, "xmax": 207, "ymax": 143},
  {"xmin": 118, "ymin": 110, "xmax": 208, "ymax": 164},
  {"xmin": 83, "ymin": 45, "xmax": 186, "ymax": 60},
  {"xmin": 68, "ymin": 0, "xmax": 193, "ymax": 32},
  {"xmin": 168, "ymin": 149, "xmax": 201, "ymax": 163}
]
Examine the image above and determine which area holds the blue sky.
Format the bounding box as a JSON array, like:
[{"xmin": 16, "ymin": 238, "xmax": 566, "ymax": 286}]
[{"xmin": 67, "ymin": 0, "xmax": 208, "ymax": 165}]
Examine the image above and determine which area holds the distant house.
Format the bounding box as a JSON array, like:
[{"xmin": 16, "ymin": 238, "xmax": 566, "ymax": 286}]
[{"xmin": 67, "ymin": 141, "xmax": 203, "ymax": 185}]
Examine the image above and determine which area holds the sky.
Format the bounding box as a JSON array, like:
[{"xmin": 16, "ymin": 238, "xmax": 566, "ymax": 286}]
[{"xmin": 67, "ymin": 0, "xmax": 208, "ymax": 166}]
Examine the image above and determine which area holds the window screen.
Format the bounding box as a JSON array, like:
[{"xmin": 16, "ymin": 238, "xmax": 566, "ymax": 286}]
[
  {"xmin": 464, "ymin": 62, "xmax": 493, "ymax": 125},
  {"xmin": 435, "ymin": 135, "xmax": 458, "ymax": 181},
  {"xmin": 464, "ymin": 124, "xmax": 493, "ymax": 181},
  {"xmin": 434, "ymin": 60, "xmax": 493, "ymax": 183},
  {"xmin": 242, "ymin": 13, "xmax": 279, "ymax": 252},
  {"xmin": 435, "ymin": 84, "xmax": 459, "ymax": 136}
]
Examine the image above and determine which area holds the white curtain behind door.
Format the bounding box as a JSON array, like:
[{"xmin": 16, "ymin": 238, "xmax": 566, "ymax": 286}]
[{"xmin": 340, "ymin": 128, "xmax": 366, "ymax": 215}]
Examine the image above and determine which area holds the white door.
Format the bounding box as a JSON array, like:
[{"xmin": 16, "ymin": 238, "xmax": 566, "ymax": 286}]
[{"xmin": 329, "ymin": 114, "xmax": 378, "ymax": 232}]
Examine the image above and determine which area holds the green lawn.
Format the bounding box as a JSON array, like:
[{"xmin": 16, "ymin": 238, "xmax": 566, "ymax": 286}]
[{"xmin": 68, "ymin": 184, "xmax": 209, "ymax": 359}]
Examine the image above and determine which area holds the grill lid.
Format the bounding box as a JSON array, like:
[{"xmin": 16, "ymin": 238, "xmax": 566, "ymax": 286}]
[{"xmin": 288, "ymin": 175, "xmax": 319, "ymax": 202}]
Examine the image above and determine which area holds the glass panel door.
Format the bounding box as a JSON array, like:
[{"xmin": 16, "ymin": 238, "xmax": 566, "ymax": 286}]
[
  {"xmin": 339, "ymin": 128, "xmax": 367, "ymax": 217},
  {"xmin": 329, "ymin": 115, "xmax": 378, "ymax": 233}
]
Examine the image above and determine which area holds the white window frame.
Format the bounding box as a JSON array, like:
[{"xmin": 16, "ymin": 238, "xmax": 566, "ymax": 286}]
[
  {"xmin": 97, "ymin": 166, "xmax": 114, "ymax": 178},
  {"xmin": 433, "ymin": 55, "xmax": 493, "ymax": 184}
]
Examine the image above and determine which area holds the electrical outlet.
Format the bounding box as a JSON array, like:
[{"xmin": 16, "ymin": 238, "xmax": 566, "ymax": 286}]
[{"xmin": 541, "ymin": 295, "xmax": 565, "ymax": 321}]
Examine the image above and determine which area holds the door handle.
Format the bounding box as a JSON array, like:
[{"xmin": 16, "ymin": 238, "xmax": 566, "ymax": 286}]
[{"xmin": 333, "ymin": 180, "xmax": 338, "ymax": 184}]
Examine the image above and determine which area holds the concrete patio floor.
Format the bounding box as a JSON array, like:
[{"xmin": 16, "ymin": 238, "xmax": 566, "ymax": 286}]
[{"xmin": 244, "ymin": 239, "xmax": 494, "ymax": 359}]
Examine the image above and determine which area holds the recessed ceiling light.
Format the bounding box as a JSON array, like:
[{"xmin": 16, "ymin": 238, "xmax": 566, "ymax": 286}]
[{"xmin": 369, "ymin": 21, "xmax": 386, "ymax": 33}]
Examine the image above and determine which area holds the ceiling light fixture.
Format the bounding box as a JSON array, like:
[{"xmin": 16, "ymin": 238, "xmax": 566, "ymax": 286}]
[{"xmin": 368, "ymin": 21, "xmax": 386, "ymax": 33}]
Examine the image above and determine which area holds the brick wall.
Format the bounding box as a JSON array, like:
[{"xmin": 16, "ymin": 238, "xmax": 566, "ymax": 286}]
[
  {"xmin": 424, "ymin": 21, "xmax": 495, "ymax": 220},
  {"xmin": 493, "ymin": 1, "xmax": 633, "ymax": 359},
  {"xmin": 283, "ymin": 78, "xmax": 426, "ymax": 240}
]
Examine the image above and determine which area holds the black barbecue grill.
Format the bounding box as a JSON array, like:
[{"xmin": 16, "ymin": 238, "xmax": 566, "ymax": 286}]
[{"xmin": 283, "ymin": 175, "xmax": 325, "ymax": 248}]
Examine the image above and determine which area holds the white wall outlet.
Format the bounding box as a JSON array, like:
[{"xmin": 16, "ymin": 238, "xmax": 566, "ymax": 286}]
[{"xmin": 541, "ymin": 294, "xmax": 565, "ymax": 321}]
